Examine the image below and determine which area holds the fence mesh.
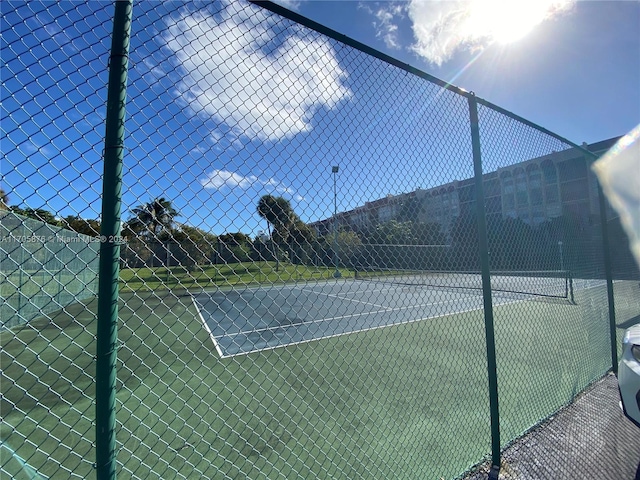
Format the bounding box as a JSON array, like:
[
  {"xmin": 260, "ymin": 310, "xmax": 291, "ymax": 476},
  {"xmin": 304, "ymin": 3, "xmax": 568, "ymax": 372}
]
[
  {"xmin": 2, "ymin": 1, "xmax": 639, "ymax": 479},
  {"xmin": 475, "ymin": 104, "xmax": 618, "ymax": 467},
  {"xmin": 0, "ymin": 211, "xmax": 100, "ymax": 329}
]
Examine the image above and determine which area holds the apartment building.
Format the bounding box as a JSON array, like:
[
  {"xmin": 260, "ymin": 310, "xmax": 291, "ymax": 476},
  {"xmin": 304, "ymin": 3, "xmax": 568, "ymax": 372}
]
[{"xmin": 311, "ymin": 137, "xmax": 619, "ymax": 239}]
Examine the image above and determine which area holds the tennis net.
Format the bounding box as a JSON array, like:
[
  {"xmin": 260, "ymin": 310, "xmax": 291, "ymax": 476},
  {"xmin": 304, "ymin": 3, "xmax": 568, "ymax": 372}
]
[{"xmin": 355, "ymin": 267, "xmax": 574, "ymax": 300}]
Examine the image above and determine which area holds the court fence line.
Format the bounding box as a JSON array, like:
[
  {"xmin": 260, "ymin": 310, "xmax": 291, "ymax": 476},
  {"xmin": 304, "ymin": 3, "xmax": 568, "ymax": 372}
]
[{"xmin": 2, "ymin": 1, "xmax": 637, "ymax": 479}]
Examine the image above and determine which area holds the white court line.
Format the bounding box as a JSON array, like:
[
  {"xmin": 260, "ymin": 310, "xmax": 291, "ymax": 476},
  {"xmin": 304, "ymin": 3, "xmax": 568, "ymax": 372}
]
[
  {"xmin": 572, "ymin": 278, "xmax": 610, "ymax": 292},
  {"xmin": 213, "ymin": 290, "xmax": 523, "ymax": 338},
  {"xmin": 216, "ymin": 294, "xmax": 528, "ymax": 359},
  {"xmin": 191, "ymin": 295, "xmax": 224, "ymax": 358},
  {"xmin": 296, "ymin": 285, "xmax": 396, "ymax": 309},
  {"xmin": 195, "ymin": 281, "xmax": 538, "ymax": 358},
  {"xmin": 197, "ymin": 278, "xmax": 616, "ymax": 359},
  {"xmin": 222, "ymin": 300, "xmax": 447, "ymax": 337}
]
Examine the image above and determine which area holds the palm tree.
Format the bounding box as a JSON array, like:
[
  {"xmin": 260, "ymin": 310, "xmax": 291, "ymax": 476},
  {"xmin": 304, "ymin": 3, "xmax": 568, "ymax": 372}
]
[
  {"xmin": 127, "ymin": 198, "xmax": 178, "ymax": 269},
  {"xmin": 129, "ymin": 197, "xmax": 178, "ymax": 238},
  {"xmin": 257, "ymin": 195, "xmax": 297, "ymax": 241},
  {"xmin": 257, "ymin": 195, "xmax": 295, "ymax": 271}
]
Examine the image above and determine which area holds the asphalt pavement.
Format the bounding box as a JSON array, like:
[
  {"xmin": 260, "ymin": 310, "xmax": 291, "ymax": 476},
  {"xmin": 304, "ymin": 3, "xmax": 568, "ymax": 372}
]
[{"xmin": 465, "ymin": 373, "xmax": 640, "ymax": 480}]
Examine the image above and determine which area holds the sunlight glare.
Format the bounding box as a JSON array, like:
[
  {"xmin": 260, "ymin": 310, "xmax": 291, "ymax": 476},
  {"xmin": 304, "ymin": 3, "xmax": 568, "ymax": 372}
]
[{"xmin": 465, "ymin": 0, "xmax": 572, "ymax": 44}]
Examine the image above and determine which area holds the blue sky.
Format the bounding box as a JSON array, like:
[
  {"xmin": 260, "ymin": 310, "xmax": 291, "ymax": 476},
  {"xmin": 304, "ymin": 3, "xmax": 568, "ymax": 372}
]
[
  {"xmin": 2, "ymin": 0, "xmax": 638, "ymax": 236},
  {"xmin": 283, "ymin": 0, "xmax": 639, "ymax": 143}
]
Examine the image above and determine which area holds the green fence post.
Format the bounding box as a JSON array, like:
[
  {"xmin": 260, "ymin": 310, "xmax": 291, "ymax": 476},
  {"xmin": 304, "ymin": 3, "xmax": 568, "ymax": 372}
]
[
  {"xmin": 591, "ymin": 151, "xmax": 618, "ymax": 373},
  {"xmin": 468, "ymin": 93, "xmax": 501, "ymax": 479},
  {"xmin": 96, "ymin": 1, "xmax": 132, "ymax": 479}
]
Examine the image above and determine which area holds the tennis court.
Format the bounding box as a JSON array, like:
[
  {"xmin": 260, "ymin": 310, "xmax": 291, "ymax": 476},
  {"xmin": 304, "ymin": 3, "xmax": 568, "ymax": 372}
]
[{"xmin": 194, "ymin": 271, "xmax": 575, "ymax": 357}]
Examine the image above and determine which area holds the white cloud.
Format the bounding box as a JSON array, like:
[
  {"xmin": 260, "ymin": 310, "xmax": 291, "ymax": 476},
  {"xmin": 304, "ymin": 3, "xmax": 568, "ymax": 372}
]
[
  {"xmin": 20, "ymin": 142, "xmax": 38, "ymax": 155},
  {"xmin": 43, "ymin": 23, "xmax": 60, "ymax": 36},
  {"xmin": 407, "ymin": 0, "xmax": 575, "ymax": 65},
  {"xmin": 19, "ymin": 140, "xmax": 55, "ymax": 157},
  {"xmin": 161, "ymin": 0, "xmax": 351, "ymax": 142},
  {"xmin": 365, "ymin": 2, "xmax": 405, "ymax": 50},
  {"xmin": 41, "ymin": 19, "xmax": 78, "ymax": 54},
  {"xmin": 362, "ymin": 1, "xmax": 575, "ymax": 66},
  {"xmin": 200, "ymin": 169, "xmax": 304, "ymax": 200},
  {"xmin": 200, "ymin": 170, "xmax": 258, "ymax": 189},
  {"xmin": 273, "ymin": 0, "xmax": 302, "ymax": 11}
]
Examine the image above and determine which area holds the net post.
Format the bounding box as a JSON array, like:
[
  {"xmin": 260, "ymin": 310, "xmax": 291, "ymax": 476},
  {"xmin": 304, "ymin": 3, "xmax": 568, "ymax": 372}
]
[
  {"xmin": 468, "ymin": 93, "xmax": 501, "ymax": 475},
  {"xmin": 96, "ymin": 2, "xmax": 132, "ymax": 479},
  {"xmin": 18, "ymin": 237, "xmax": 24, "ymax": 318},
  {"xmin": 568, "ymin": 271, "xmax": 575, "ymax": 304}
]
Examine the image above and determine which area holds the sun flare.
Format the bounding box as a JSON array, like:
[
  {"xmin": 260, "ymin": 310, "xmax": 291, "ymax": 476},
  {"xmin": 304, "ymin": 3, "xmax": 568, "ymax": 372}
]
[{"xmin": 465, "ymin": 0, "xmax": 573, "ymax": 44}]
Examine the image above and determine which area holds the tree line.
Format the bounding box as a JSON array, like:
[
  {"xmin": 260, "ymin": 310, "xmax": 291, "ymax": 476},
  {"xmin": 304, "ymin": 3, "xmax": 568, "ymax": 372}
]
[
  {"xmin": 2, "ymin": 192, "xmax": 330, "ymax": 270},
  {"xmin": 3, "ymin": 186, "xmax": 635, "ymax": 278}
]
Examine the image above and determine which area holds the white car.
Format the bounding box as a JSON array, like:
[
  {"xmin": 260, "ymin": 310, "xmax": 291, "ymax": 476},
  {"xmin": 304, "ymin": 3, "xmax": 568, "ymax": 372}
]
[{"xmin": 619, "ymin": 323, "xmax": 640, "ymax": 427}]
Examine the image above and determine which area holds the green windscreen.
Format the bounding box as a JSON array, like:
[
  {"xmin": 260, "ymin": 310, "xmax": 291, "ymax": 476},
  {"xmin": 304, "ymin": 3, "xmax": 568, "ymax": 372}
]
[{"xmin": 0, "ymin": 211, "xmax": 100, "ymax": 329}]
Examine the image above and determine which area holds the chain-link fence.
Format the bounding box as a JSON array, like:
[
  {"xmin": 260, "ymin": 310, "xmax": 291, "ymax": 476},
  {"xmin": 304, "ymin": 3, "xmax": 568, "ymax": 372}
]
[
  {"xmin": 1, "ymin": 211, "xmax": 100, "ymax": 329},
  {"xmin": 2, "ymin": 1, "xmax": 639, "ymax": 479}
]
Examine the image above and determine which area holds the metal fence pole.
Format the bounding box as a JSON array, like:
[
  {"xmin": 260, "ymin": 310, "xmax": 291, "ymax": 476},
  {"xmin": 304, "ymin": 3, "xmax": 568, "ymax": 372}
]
[
  {"xmin": 582, "ymin": 142, "xmax": 618, "ymax": 373},
  {"xmin": 468, "ymin": 93, "xmax": 501, "ymax": 479},
  {"xmin": 332, "ymin": 165, "xmax": 341, "ymax": 278},
  {"xmin": 594, "ymin": 161, "xmax": 618, "ymax": 373},
  {"xmin": 96, "ymin": 1, "xmax": 133, "ymax": 478}
]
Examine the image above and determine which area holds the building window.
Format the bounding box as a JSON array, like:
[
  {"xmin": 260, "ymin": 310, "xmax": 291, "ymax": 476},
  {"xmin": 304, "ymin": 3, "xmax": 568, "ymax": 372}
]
[
  {"xmin": 558, "ymin": 157, "xmax": 588, "ymax": 182},
  {"xmin": 528, "ymin": 165, "xmax": 543, "ymax": 206},
  {"xmin": 515, "ymin": 169, "xmax": 528, "ymax": 208},
  {"xmin": 546, "ymin": 203, "xmax": 561, "ymax": 218},
  {"xmin": 486, "ymin": 197, "xmax": 502, "ymax": 214},
  {"xmin": 484, "ymin": 177, "xmax": 501, "ymax": 197},
  {"xmin": 458, "ymin": 184, "xmax": 475, "ymax": 203},
  {"xmin": 379, "ymin": 206, "xmax": 394, "ymax": 222},
  {"xmin": 450, "ymin": 191, "xmax": 460, "ymax": 216},
  {"xmin": 545, "ymin": 185, "xmax": 559, "ymax": 204},
  {"xmin": 561, "ymin": 179, "xmax": 589, "ymax": 202},
  {"xmin": 501, "ymin": 172, "xmax": 515, "ymax": 215},
  {"xmin": 542, "ymin": 160, "xmax": 557, "ymax": 182},
  {"xmin": 542, "ymin": 160, "xmax": 559, "ymax": 205}
]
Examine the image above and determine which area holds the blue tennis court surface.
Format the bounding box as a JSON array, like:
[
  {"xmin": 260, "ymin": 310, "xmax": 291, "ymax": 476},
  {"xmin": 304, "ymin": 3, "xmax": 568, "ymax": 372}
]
[{"xmin": 193, "ymin": 280, "xmax": 536, "ymax": 357}]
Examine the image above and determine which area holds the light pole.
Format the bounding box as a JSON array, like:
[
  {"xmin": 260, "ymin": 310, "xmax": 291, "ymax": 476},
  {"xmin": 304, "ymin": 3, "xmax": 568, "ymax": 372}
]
[
  {"xmin": 558, "ymin": 240, "xmax": 564, "ymax": 272},
  {"xmin": 332, "ymin": 166, "xmax": 341, "ymax": 278}
]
